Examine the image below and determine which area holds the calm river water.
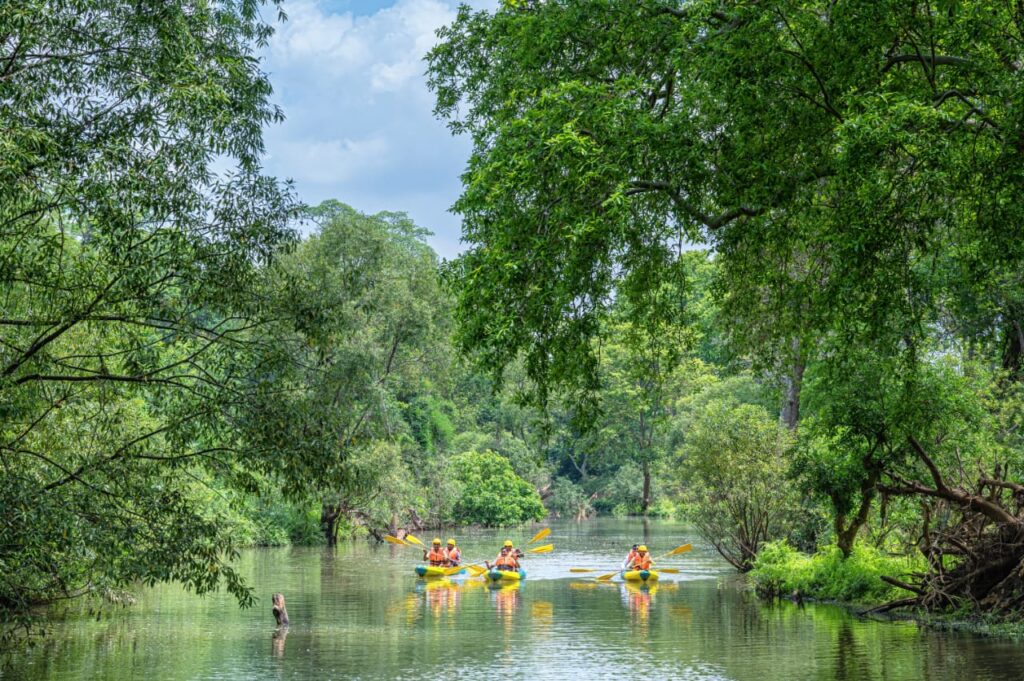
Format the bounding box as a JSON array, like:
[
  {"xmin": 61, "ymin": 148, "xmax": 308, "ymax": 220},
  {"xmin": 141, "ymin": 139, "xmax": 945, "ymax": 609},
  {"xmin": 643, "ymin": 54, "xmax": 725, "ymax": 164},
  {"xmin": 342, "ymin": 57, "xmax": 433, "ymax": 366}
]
[{"xmin": 7, "ymin": 519, "xmax": 1024, "ymax": 680}]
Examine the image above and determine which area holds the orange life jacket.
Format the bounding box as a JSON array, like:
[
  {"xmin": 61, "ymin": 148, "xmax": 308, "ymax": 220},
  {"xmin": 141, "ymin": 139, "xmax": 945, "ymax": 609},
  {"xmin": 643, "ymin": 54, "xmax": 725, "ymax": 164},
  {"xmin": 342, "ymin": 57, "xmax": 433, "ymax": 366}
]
[
  {"xmin": 445, "ymin": 547, "xmax": 461, "ymax": 565},
  {"xmin": 495, "ymin": 552, "xmax": 519, "ymax": 570},
  {"xmin": 631, "ymin": 553, "xmax": 652, "ymax": 571},
  {"xmin": 427, "ymin": 548, "xmax": 446, "ymax": 566}
]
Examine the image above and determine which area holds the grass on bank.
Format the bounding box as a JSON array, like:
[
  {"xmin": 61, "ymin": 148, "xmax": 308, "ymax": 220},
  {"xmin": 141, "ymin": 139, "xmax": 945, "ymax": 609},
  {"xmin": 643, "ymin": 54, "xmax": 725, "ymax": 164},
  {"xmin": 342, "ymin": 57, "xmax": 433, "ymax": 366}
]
[{"xmin": 749, "ymin": 541, "xmax": 925, "ymax": 604}]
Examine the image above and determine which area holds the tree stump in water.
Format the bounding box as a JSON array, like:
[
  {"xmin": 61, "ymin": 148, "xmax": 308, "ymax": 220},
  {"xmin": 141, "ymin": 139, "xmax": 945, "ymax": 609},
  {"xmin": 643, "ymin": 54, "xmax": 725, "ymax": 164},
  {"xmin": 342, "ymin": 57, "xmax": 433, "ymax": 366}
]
[{"xmin": 272, "ymin": 593, "xmax": 289, "ymax": 627}]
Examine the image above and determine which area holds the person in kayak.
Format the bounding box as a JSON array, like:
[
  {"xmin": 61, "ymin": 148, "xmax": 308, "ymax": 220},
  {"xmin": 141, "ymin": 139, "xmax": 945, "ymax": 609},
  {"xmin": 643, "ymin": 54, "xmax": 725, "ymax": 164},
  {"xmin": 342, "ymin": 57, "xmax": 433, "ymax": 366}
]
[
  {"xmin": 486, "ymin": 541, "xmax": 520, "ymax": 571},
  {"xmin": 621, "ymin": 544, "xmax": 639, "ymax": 570},
  {"xmin": 424, "ymin": 538, "xmax": 447, "ymax": 567},
  {"xmin": 444, "ymin": 538, "xmax": 461, "ymax": 567},
  {"xmin": 628, "ymin": 545, "xmax": 653, "ymax": 571}
]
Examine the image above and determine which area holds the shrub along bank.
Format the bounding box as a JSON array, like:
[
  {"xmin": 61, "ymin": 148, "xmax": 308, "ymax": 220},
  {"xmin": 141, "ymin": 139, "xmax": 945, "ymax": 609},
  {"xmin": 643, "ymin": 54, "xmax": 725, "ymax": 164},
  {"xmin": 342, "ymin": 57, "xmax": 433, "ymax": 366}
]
[{"xmin": 749, "ymin": 542, "xmax": 924, "ymax": 605}]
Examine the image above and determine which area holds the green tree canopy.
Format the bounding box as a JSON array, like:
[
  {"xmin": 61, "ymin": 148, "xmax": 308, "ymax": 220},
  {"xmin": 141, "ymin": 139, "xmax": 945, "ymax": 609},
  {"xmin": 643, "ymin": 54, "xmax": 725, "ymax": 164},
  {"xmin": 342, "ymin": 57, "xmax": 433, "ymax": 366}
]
[
  {"xmin": 0, "ymin": 0, "xmax": 295, "ymax": 632},
  {"xmin": 449, "ymin": 449, "xmax": 546, "ymax": 526}
]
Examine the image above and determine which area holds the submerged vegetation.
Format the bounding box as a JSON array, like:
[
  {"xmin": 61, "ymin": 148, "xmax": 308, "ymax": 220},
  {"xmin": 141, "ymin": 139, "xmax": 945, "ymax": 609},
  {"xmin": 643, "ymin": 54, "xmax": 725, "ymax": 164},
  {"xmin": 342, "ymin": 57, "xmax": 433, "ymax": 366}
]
[{"xmin": 4, "ymin": 0, "xmax": 1024, "ymax": 641}]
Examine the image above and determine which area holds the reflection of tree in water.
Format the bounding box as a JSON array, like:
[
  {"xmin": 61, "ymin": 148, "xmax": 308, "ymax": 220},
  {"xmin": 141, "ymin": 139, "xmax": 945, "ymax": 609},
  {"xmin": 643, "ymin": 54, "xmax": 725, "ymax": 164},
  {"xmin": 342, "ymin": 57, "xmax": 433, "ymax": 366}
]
[
  {"xmin": 272, "ymin": 626, "xmax": 288, "ymax": 659},
  {"xmin": 834, "ymin": 620, "xmax": 868, "ymax": 681}
]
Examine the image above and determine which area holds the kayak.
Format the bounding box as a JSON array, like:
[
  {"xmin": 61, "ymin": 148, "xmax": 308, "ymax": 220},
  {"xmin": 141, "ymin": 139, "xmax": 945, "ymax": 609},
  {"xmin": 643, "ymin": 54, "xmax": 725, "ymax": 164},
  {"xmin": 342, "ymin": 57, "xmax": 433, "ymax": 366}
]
[
  {"xmin": 416, "ymin": 565, "xmax": 464, "ymax": 578},
  {"xmin": 622, "ymin": 569, "xmax": 659, "ymax": 583},
  {"xmin": 486, "ymin": 568, "xmax": 526, "ymax": 583}
]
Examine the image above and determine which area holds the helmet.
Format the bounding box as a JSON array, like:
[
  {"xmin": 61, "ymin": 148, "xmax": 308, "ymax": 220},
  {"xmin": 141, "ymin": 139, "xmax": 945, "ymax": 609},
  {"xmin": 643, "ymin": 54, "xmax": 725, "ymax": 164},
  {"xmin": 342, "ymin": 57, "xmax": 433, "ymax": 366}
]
[
  {"xmin": 432, "ymin": 538, "xmax": 441, "ymax": 545},
  {"xmin": 638, "ymin": 545, "xmax": 648, "ymax": 552},
  {"xmin": 503, "ymin": 540, "xmax": 514, "ymax": 547},
  {"xmin": 447, "ymin": 539, "xmax": 456, "ymax": 546}
]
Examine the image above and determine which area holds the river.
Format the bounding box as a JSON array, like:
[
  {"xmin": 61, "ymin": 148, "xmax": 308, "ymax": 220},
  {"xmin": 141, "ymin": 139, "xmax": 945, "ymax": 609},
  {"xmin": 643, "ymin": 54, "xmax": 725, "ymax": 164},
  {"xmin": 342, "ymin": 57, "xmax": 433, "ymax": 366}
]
[{"xmin": 8, "ymin": 519, "xmax": 1024, "ymax": 680}]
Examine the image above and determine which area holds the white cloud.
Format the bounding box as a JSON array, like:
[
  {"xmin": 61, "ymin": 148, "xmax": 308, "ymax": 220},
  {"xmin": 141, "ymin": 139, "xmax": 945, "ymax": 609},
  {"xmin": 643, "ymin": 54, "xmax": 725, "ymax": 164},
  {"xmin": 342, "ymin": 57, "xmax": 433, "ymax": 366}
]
[
  {"xmin": 271, "ymin": 0, "xmax": 458, "ymax": 92},
  {"xmin": 262, "ymin": 0, "xmax": 497, "ymax": 258},
  {"xmin": 269, "ymin": 135, "xmax": 390, "ymax": 184}
]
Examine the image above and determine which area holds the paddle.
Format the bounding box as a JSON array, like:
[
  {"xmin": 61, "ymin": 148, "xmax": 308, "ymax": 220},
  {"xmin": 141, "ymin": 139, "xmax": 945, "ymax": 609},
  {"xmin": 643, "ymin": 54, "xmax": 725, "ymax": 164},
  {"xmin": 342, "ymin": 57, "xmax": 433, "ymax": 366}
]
[
  {"xmin": 571, "ymin": 567, "xmax": 680, "ymax": 574},
  {"xmin": 591, "ymin": 544, "xmax": 693, "ymax": 581},
  {"xmin": 383, "ymin": 535, "xmax": 408, "ymax": 546},
  {"xmin": 445, "ymin": 542, "xmax": 555, "ymax": 576},
  {"xmin": 527, "ymin": 527, "xmax": 551, "ymax": 544}
]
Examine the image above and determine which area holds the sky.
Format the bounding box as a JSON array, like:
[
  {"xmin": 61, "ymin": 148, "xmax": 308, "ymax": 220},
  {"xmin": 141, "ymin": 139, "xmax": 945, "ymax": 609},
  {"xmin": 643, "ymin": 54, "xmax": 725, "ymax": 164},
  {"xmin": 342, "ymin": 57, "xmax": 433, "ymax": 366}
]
[{"xmin": 261, "ymin": 0, "xmax": 497, "ymax": 260}]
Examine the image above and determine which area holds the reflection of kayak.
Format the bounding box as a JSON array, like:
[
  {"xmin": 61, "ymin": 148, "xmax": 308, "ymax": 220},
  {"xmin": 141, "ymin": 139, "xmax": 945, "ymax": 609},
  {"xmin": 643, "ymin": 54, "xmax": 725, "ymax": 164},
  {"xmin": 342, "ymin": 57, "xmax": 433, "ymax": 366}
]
[
  {"xmin": 416, "ymin": 565, "xmax": 464, "ymax": 578},
  {"xmin": 624, "ymin": 581, "xmax": 658, "ymax": 596},
  {"xmin": 416, "ymin": 577, "xmax": 456, "ymax": 592},
  {"xmin": 622, "ymin": 569, "xmax": 658, "ymax": 583},
  {"xmin": 488, "ymin": 581, "xmax": 522, "ymax": 593},
  {"xmin": 486, "ymin": 568, "xmax": 526, "ymax": 583}
]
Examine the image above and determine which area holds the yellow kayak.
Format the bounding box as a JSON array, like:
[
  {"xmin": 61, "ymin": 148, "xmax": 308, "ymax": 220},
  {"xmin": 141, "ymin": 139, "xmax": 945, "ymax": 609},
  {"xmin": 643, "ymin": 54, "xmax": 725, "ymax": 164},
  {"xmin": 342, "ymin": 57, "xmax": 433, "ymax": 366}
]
[
  {"xmin": 486, "ymin": 568, "xmax": 526, "ymax": 583},
  {"xmin": 415, "ymin": 565, "xmax": 464, "ymax": 578},
  {"xmin": 622, "ymin": 569, "xmax": 659, "ymax": 583}
]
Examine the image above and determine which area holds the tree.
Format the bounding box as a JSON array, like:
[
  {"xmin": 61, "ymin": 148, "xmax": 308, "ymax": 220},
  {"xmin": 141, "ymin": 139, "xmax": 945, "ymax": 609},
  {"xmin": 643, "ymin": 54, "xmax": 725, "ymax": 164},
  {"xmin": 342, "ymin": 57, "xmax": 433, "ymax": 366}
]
[
  {"xmin": 1, "ymin": 0, "xmax": 295, "ymax": 633},
  {"xmin": 428, "ymin": 0, "xmax": 1024, "ymax": 409},
  {"xmin": 449, "ymin": 449, "xmax": 547, "ymax": 526},
  {"xmin": 595, "ymin": 306, "xmax": 694, "ymax": 514},
  {"xmin": 245, "ymin": 201, "xmax": 448, "ymax": 544},
  {"xmin": 676, "ymin": 399, "xmax": 797, "ymax": 571}
]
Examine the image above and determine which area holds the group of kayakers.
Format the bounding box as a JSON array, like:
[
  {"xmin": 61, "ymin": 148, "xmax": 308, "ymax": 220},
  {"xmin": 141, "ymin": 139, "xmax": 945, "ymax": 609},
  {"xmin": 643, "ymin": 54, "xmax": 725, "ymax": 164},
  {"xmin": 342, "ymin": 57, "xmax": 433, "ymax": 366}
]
[
  {"xmin": 486, "ymin": 540, "xmax": 524, "ymax": 572},
  {"xmin": 423, "ymin": 538, "xmax": 462, "ymax": 567},
  {"xmin": 621, "ymin": 544, "xmax": 653, "ymax": 571},
  {"xmin": 426, "ymin": 539, "xmax": 651, "ymax": 571},
  {"xmin": 423, "ymin": 537, "xmax": 528, "ymax": 572}
]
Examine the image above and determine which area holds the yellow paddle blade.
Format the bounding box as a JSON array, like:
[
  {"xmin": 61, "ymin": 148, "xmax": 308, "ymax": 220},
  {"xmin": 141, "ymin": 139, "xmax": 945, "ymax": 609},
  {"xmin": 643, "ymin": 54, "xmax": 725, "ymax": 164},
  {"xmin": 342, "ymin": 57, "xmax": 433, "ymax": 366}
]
[
  {"xmin": 569, "ymin": 568, "xmax": 598, "ymax": 573},
  {"xmin": 467, "ymin": 564, "xmax": 489, "ymax": 576},
  {"xmin": 443, "ymin": 565, "xmax": 465, "ymax": 576},
  {"xmin": 665, "ymin": 544, "xmax": 692, "ymax": 557},
  {"xmin": 527, "ymin": 543, "xmax": 553, "ymax": 554},
  {"xmin": 659, "ymin": 568, "xmax": 681, "ymax": 574},
  {"xmin": 403, "ymin": 534, "xmax": 425, "ymax": 547},
  {"xmin": 527, "ymin": 527, "xmax": 551, "ymax": 544},
  {"xmin": 595, "ymin": 572, "xmax": 618, "ymax": 581},
  {"xmin": 383, "ymin": 535, "xmax": 406, "ymax": 546}
]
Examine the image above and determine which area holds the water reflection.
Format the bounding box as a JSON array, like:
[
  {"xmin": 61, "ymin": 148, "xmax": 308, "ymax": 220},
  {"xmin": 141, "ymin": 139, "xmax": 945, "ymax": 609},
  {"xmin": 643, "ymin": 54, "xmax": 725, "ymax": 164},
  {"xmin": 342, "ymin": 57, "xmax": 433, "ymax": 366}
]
[
  {"xmin": 9, "ymin": 519, "xmax": 1024, "ymax": 681},
  {"xmin": 416, "ymin": 578, "xmax": 464, "ymax": 622},
  {"xmin": 271, "ymin": 627, "xmax": 287, "ymax": 659},
  {"xmin": 622, "ymin": 582, "xmax": 655, "ymax": 633}
]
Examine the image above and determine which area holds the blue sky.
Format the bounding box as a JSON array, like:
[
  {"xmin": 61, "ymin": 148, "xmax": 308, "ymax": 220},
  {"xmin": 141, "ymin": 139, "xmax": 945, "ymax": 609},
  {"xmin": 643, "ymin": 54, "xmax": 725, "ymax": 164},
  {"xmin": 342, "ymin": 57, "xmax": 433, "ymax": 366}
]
[{"xmin": 261, "ymin": 0, "xmax": 497, "ymax": 259}]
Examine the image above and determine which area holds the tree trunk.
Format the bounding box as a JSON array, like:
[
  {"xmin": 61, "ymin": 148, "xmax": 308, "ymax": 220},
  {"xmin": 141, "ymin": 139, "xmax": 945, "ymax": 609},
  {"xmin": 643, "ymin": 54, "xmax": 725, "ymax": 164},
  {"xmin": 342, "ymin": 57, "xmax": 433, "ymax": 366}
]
[
  {"xmin": 641, "ymin": 460, "xmax": 652, "ymax": 516},
  {"xmin": 780, "ymin": 339, "xmax": 805, "ymax": 430},
  {"xmin": 835, "ymin": 485, "xmax": 877, "ymax": 558},
  {"xmin": 320, "ymin": 504, "xmax": 341, "ymax": 546},
  {"xmin": 1002, "ymin": 316, "xmax": 1023, "ymax": 380}
]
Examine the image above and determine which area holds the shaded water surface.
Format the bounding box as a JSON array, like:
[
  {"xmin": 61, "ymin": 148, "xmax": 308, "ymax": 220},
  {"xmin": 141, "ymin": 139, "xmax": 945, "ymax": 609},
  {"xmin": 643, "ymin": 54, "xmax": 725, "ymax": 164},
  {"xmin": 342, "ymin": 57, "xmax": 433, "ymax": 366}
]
[{"xmin": 8, "ymin": 519, "xmax": 1024, "ymax": 680}]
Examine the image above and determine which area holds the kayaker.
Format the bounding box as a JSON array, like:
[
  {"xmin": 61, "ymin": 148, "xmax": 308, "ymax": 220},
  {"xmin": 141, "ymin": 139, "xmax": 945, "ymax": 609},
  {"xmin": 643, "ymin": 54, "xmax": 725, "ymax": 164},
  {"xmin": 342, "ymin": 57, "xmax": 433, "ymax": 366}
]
[
  {"xmin": 629, "ymin": 545, "xmax": 653, "ymax": 571},
  {"xmin": 486, "ymin": 541, "xmax": 520, "ymax": 571},
  {"xmin": 444, "ymin": 538, "xmax": 461, "ymax": 567},
  {"xmin": 505, "ymin": 539, "xmax": 525, "ymax": 560},
  {"xmin": 424, "ymin": 538, "xmax": 447, "ymax": 567},
  {"xmin": 621, "ymin": 544, "xmax": 639, "ymax": 570}
]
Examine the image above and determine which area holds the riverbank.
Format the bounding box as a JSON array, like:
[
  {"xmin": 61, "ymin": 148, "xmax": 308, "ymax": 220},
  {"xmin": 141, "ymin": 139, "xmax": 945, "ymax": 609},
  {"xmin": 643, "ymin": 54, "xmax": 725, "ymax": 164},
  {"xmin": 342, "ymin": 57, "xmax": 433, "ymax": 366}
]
[{"xmin": 749, "ymin": 541, "xmax": 1024, "ymax": 640}]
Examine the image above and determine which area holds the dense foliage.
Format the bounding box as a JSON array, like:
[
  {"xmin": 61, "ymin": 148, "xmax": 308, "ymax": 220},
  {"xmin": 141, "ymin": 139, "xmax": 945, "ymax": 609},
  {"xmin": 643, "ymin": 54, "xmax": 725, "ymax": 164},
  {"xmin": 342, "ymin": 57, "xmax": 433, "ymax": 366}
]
[
  {"xmin": 449, "ymin": 450, "xmax": 546, "ymax": 526},
  {"xmin": 0, "ymin": 0, "xmax": 296, "ymax": 635},
  {"xmin": 428, "ymin": 0, "xmax": 1024, "ymax": 617},
  {"xmin": 7, "ymin": 0, "xmax": 1024, "ymax": 638}
]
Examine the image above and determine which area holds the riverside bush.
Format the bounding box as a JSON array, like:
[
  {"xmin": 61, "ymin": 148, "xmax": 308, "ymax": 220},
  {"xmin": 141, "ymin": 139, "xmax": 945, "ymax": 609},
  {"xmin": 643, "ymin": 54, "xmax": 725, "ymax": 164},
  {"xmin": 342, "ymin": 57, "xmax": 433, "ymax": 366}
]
[
  {"xmin": 750, "ymin": 541, "xmax": 923, "ymax": 604},
  {"xmin": 449, "ymin": 449, "xmax": 547, "ymax": 525}
]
